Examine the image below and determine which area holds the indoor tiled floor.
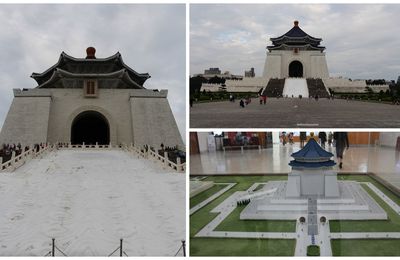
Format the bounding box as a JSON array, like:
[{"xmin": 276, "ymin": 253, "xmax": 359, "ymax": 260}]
[{"xmin": 190, "ymin": 143, "xmax": 400, "ymax": 190}]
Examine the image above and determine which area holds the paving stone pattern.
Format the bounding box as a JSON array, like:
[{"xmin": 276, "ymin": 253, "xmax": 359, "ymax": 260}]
[{"xmin": 190, "ymin": 98, "xmax": 400, "ymax": 128}]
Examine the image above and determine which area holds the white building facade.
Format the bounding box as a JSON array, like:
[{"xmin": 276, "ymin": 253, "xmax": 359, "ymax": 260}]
[{"xmin": 0, "ymin": 48, "xmax": 183, "ymax": 149}]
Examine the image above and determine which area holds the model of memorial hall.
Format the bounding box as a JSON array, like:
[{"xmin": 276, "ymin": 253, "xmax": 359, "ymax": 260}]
[{"xmin": 190, "ymin": 134, "xmax": 400, "ymax": 256}]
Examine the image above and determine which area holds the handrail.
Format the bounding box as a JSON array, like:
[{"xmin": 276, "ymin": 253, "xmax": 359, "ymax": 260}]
[{"xmin": 1, "ymin": 142, "xmax": 185, "ymax": 173}]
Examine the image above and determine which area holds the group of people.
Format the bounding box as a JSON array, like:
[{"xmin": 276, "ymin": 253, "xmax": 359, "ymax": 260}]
[
  {"xmin": 280, "ymin": 132, "xmax": 294, "ymax": 146},
  {"xmin": 0, "ymin": 143, "xmax": 29, "ymax": 163},
  {"xmin": 239, "ymin": 97, "xmax": 252, "ymax": 108}
]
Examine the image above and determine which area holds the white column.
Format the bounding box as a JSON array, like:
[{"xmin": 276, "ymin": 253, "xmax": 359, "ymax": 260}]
[
  {"xmin": 164, "ymin": 151, "xmax": 169, "ymax": 168},
  {"xmin": 177, "ymin": 157, "xmax": 182, "ymax": 172}
]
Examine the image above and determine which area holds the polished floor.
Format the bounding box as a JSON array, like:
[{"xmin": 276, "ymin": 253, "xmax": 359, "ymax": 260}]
[{"xmin": 190, "ymin": 143, "xmax": 400, "ymax": 190}]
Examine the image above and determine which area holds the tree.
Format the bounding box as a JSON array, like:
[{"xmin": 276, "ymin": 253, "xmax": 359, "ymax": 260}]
[{"xmin": 189, "ymin": 76, "xmax": 206, "ymax": 98}]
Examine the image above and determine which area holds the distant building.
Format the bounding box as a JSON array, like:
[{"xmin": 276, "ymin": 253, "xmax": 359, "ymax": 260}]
[
  {"xmin": 245, "ymin": 68, "xmax": 255, "ymax": 78},
  {"xmin": 194, "ymin": 68, "xmax": 243, "ymax": 80},
  {"xmin": 204, "ymin": 67, "xmax": 221, "ymax": 75}
]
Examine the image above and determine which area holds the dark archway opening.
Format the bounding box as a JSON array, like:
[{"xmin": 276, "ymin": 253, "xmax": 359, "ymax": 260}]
[
  {"xmin": 71, "ymin": 111, "xmax": 110, "ymax": 145},
  {"xmin": 289, "ymin": 60, "xmax": 303, "ymax": 77}
]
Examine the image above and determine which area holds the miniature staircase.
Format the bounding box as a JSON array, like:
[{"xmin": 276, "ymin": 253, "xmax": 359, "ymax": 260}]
[
  {"xmin": 283, "ymin": 78, "xmax": 309, "ymax": 98},
  {"xmin": 307, "ymin": 197, "xmax": 318, "ymax": 235}
]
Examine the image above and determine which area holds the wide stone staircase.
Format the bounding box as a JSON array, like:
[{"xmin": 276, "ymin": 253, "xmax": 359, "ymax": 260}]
[
  {"xmin": 261, "ymin": 78, "xmax": 285, "ymax": 97},
  {"xmin": 306, "ymin": 78, "xmax": 330, "ymax": 98}
]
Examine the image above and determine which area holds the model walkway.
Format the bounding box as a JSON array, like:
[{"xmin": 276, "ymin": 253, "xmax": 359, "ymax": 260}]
[{"xmin": 190, "ymin": 183, "xmax": 236, "ymax": 215}]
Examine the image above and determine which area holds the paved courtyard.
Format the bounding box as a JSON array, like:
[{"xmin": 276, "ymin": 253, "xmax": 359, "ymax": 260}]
[{"xmin": 190, "ymin": 98, "xmax": 400, "ymax": 128}]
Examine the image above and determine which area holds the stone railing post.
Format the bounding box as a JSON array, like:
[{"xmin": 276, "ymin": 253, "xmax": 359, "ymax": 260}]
[
  {"xmin": 95, "ymin": 142, "xmax": 99, "ymax": 149},
  {"xmin": 82, "ymin": 142, "xmax": 85, "ymax": 148},
  {"xmin": 10, "ymin": 151, "xmax": 16, "ymax": 171},
  {"xmin": 109, "ymin": 142, "xmax": 112, "ymax": 149},
  {"xmin": 177, "ymin": 157, "xmax": 182, "ymax": 172},
  {"xmin": 0, "ymin": 157, "xmax": 3, "ymax": 171},
  {"xmin": 164, "ymin": 151, "xmax": 169, "ymax": 168}
]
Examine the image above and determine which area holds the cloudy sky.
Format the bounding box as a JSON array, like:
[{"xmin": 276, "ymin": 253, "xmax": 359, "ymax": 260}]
[
  {"xmin": 0, "ymin": 4, "xmax": 186, "ymax": 140},
  {"xmin": 190, "ymin": 4, "xmax": 400, "ymax": 81}
]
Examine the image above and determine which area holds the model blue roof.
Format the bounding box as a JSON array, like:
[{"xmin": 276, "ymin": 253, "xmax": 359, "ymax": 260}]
[
  {"xmin": 289, "ymin": 160, "xmax": 336, "ymax": 168},
  {"xmin": 291, "ymin": 138, "xmax": 334, "ymax": 161}
]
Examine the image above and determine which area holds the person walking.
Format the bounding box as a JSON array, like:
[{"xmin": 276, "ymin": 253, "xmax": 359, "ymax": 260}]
[
  {"xmin": 328, "ymin": 132, "xmax": 333, "ymax": 146},
  {"xmin": 318, "ymin": 132, "xmax": 327, "ymax": 148},
  {"xmin": 334, "ymin": 132, "xmax": 349, "ymax": 169},
  {"xmin": 300, "ymin": 132, "xmax": 307, "ymax": 148}
]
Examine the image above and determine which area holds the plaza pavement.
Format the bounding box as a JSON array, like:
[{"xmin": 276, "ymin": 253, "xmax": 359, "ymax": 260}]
[{"xmin": 190, "ymin": 98, "xmax": 400, "ymax": 128}]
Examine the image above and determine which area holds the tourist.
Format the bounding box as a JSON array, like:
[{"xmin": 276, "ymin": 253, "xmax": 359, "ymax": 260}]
[
  {"xmin": 334, "ymin": 132, "xmax": 349, "ymax": 169},
  {"xmin": 281, "ymin": 132, "xmax": 287, "ymax": 146},
  {"xmin": 288, "ymin": 132, "xmax": 294, "ymax": 145},
  {"xmin": 263, "ymin": 95, "xmax": 267, "ymax": 104},
  {"xmin": 300, "ymin": 132, "xmax": 307, "ymax": 148},
  {"xmin": 318, "ymin": 132, "xmax": 327, "ymax": 148},
  {"xmin": 239, "ymin": 99, "xmax": 245, "ymax": 108},
  {"xmin": 259, "ymin": 95, "xmax": 263, "ymax": 105}
]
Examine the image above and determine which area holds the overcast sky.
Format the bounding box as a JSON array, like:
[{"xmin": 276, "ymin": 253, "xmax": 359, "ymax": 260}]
[
  {"xmin": 0, "ymin": 4, "xmax": 186, "ymax": 141},
  {"xmin": 190, "ymin": 4, "xmax": 400, "ymax": 81}
]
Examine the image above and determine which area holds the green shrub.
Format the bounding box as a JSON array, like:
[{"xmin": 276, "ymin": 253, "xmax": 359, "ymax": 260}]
[{"xmin": 307, "ymin": 245, "xmax": 320, "ymax": 256}]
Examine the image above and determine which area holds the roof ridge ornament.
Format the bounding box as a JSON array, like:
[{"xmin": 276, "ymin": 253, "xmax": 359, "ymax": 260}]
[
  {"xmin": 294, "ymin": 20, "xmax": 299, "ymax": 27},
  {"xmin": 86, "ymin": 47, "xmax": 96, "ymax": 59}
]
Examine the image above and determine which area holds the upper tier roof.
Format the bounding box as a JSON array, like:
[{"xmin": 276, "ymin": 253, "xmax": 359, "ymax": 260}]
[
  {"xmin": 267, "ymin": 21, "xmax": 325, "ymax": 51},
  {"xmin": 291, "ymin": 138, "xmax": 334, "ymax": 163},
  {"xmin": 31, "ymin": 48, "xmax": 151, "ymax": 89}
]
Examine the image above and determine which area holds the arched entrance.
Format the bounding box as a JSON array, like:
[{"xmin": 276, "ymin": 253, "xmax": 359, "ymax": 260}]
[
  {"xmin": 289, "ymin": 61, "xmax": 303, "ymax": 77},
  {"xmin": 71, "ymin": 111, "xmax": 110, "ymax": 145}
]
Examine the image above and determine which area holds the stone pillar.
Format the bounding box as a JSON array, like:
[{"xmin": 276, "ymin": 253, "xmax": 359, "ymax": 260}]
[
  {"xmin": 10, "ymin": 151, "xmax": 16, "ymax": 171},
  {"xmin": 95, "ymin": 142, "xmax": 99, "ymax": 149},
  {"xmin": 109, "ymin": 142, "xmax": 112, "ymax": 149},
  {"xmin": 177, "ymin": 157, "xmax": 182, "ymax": 172},
  {"xmin": 164, "ymin": 151, "xmax": 169, "ymax": 168}
]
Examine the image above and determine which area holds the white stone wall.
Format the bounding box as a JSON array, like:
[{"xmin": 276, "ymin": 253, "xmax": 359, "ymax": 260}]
[
  {"xmin": 46, "ymin": 88, "xmax": 131, "ymax": 145},
  {"xmin": 323, "ymin": 78, "xmax": 367, "ymax": 93},
  {"xmin": 197, "ymin": 132, "xmax": 210, "ymax": 153},
  {"xmin": 379, "ymin": 132, "xmax": 400, "ymax": 147},
  {"xmin": 130, "ymin": 95, "xmax": 183, "ymax": 149},
  {"xmin": 0, "ymin": 87, "xmax": 183, "ymax": 149},
  {"xmin": 0, "ymin": 93, "xmax": 51, "ymax": 145},
  {"xmin": 263, "ymin": 50, "xmax": 329, "ymax": 79}
]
